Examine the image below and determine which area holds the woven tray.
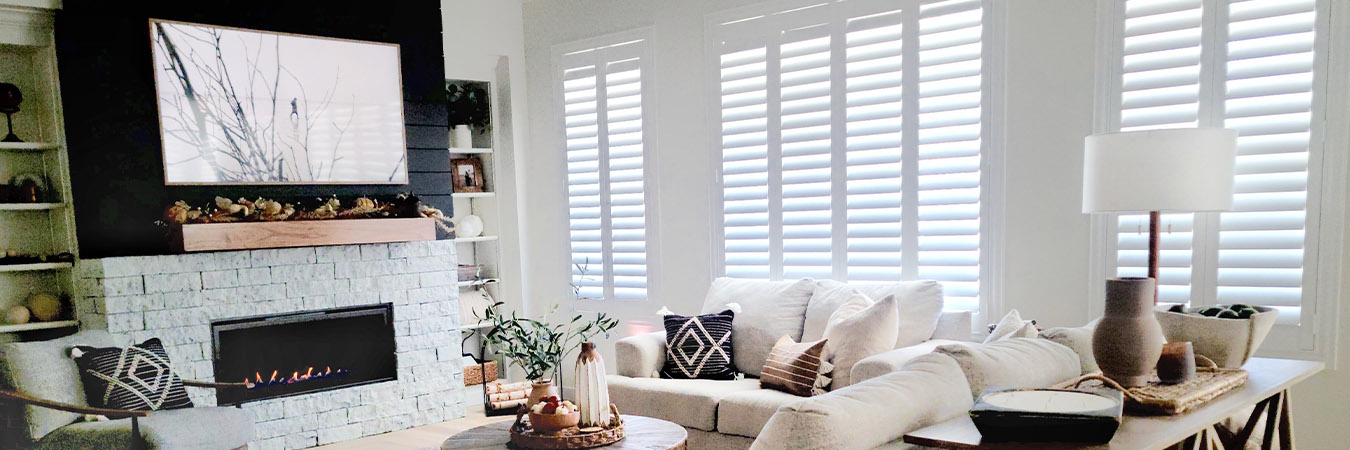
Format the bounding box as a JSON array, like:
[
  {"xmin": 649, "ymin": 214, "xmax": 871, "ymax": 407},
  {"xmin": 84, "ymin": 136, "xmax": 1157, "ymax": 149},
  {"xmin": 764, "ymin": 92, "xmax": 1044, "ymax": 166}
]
[
  {"xmin": 1066, "ymin": 367, "xmax": 1248, "ymax": 415},
  {"xmin": 509, "ymin": 404, "xmax": 625, "ymax": 449}
]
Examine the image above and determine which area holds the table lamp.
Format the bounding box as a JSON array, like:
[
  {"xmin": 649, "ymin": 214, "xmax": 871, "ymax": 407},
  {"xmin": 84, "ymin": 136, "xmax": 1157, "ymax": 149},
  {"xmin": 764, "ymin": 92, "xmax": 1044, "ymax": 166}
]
[{"xmin": 1082, "ymin": 128, "xmax": 1237, "ymax": 303}]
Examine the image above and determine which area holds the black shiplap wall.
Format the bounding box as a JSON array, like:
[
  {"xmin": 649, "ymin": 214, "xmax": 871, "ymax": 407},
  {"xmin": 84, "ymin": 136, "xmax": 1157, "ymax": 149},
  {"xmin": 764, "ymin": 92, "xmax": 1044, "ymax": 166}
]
[{"xmin": 55, "ymin": 0, "xmax": 452, "ymax": 258}]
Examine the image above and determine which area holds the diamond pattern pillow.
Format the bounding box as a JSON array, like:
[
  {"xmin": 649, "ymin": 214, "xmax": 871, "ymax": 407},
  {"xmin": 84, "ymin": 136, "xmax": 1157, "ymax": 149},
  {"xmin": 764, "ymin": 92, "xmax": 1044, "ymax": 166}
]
[
  {"xmin": 72, "ymin": 338, "xmax": 193, "ymax": 411},
  {"xmin": 661, "ymin": 309, "xmax": 736, "ymax": 380}
]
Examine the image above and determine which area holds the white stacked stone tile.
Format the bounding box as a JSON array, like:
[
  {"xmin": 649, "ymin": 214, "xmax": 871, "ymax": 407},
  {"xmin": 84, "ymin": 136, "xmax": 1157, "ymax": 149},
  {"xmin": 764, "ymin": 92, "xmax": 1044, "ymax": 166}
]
[{"xmin": 75, "ymin": 241, "xmax": 465, "ymax": 450}]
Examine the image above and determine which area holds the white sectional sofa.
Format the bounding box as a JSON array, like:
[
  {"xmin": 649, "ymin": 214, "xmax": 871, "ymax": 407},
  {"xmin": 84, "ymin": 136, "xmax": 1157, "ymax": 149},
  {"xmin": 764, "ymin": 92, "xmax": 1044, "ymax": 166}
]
[{"xmin": 607, "ymin": 278, "xmax": 982, "ymax": 449}]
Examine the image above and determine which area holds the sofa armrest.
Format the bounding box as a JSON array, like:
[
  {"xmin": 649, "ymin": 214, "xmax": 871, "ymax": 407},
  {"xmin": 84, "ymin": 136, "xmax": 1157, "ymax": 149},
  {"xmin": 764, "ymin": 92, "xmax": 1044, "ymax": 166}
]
[
  {"xmin": 750, "ymin": 353, "xmax": 973, "ymax": 450},
  {"xmin": 615, "ymin": 331, "xmax": 666, "ymax": 378},
  {"xmin": 930, "ymin": 310, "xmax": 973, "ymax": 341},
  {"xmin": 850, "ymin": 339, "xmax": 963, "ymax": 385}
]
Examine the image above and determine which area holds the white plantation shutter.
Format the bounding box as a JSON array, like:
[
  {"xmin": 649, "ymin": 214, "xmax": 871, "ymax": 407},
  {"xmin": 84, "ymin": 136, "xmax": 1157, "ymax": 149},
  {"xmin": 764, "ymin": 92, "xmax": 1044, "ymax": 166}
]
[
  {"xmin": 714, "ymin": 0, "xmax": 988, "ymax": 312},
  {"xmin": 559, "ymin": 35, "xmax": 650, "ymax": 300},
  {"xmin": 1114, "ymin": 0, "xmax": 1203, "ymax": 303},
  {"xmin": 1101, "ymin": 0, "xmax": 1330, "ymax": 347}
]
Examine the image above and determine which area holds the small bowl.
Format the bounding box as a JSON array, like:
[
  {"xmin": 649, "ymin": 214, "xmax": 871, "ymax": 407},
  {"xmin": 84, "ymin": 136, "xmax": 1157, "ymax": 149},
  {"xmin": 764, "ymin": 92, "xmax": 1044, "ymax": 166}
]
[
  {"xmin": 529, "ymin": 411, "xmax": 580, "ymax": 434},
  {"xmin": 1154, "ymin": 305, "xmax": 1278, "ymax": 368}
]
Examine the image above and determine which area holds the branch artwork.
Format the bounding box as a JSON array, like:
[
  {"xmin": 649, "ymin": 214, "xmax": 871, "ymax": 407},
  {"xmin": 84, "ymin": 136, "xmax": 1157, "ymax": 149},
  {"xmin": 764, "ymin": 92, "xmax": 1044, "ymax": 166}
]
[{"xmin": 150, "ymin": 20, "xmax": 407, "ymax": 185}]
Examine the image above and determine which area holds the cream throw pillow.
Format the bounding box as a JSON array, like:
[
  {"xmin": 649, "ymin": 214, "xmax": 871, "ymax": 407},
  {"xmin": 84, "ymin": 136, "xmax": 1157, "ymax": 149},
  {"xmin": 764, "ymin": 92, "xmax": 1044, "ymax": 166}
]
[
  {"xmin": 822, "ymin": 293, "xmax": 899, "ymax": 389},
  {"xmin": 700, "ymin": 277, "xmax": 816, "ymax": 376},
  {"xmin": 984, "ymin": 309, "xmax": 1037, "ymax": 343}
]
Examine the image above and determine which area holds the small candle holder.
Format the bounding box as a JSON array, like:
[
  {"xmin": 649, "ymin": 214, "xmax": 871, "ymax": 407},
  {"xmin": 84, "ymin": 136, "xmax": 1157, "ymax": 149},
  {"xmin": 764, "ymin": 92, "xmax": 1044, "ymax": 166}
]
[{"xmin": 1157, "ymin": 341, "xmax": 1196, "ymax": 385}]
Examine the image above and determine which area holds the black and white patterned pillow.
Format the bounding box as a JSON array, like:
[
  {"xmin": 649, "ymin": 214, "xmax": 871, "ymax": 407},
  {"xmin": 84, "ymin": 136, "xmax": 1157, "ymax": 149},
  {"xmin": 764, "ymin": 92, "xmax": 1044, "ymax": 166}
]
[
  {"xmin": 72, "ymin": 338, "xmax": 193, "ymax": 411},
  {"xmin": 661, "ymin": 309, "xmax": 736, "ymax": 380}
]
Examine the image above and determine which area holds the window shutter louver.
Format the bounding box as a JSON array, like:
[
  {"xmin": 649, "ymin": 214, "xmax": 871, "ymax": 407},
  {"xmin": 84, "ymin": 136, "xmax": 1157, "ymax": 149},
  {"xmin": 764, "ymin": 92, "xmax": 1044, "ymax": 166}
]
[
  {"xmin": 716, "ymin": 0, "xmax": 986, "ymax": 312},
  {"xmin": 561, "ymin": 36, "xmax": 650, "ymax": 300},
  {"xmin": 1217, "ymin": 0, "xmax": 1316, "ymax": 321},
  {"xmin": 1115, "ymin": 0, "xmax": 1204, "ymax": 304},
  {"xmin": 1105, "ymin": 0, "xmax": 1327, "ymax": 334}
]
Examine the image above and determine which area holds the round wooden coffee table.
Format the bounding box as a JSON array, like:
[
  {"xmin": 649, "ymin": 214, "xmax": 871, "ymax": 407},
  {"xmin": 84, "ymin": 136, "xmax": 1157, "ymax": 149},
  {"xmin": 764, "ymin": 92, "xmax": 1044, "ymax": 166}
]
[{"xmin": 442, "ymin": 415, "xmax": 687, "ymax": 450}]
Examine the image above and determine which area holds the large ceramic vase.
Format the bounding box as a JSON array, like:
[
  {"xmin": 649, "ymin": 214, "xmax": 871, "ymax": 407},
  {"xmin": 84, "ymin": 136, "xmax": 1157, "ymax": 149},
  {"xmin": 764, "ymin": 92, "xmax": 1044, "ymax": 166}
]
[
  {"xmin": 574, "ymin": 342, "xmax": 611, "ymax": 427},
  {"xmin": 526, "ymin": 379, "xmax": 559, "ymax": 409},
  {"xmin": 1092, "ymin": 277, "xmax": 1165, "ymax": 387}
]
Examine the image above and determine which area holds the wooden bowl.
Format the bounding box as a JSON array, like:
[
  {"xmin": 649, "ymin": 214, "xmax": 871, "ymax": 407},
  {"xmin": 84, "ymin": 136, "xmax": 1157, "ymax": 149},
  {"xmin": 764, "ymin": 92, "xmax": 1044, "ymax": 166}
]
[{"xmin": 529, "ymin": 411, "xmax": 580, "ymax": 433}]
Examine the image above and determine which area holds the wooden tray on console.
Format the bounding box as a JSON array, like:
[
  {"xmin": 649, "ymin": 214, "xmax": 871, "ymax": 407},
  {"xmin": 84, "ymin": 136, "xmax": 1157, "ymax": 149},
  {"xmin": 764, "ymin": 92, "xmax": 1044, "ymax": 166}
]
[{"xmin": 509, "ymin": 404, "xmax": 625, "ymax": 449}]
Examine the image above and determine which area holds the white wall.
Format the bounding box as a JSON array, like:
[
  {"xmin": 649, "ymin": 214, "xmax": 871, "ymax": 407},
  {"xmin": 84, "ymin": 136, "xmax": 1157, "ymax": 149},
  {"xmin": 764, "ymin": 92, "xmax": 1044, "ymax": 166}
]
[
  {"xmin": 441, "ymin": 0, "xmax": 529, "ymax": 317},
  {"xmin": 519, "ymin": 0, "xmax": 1105, "ymax": 379},
  {"xmin": 516, "ymin": 2, "xmax": 1350, "ymax": 447}
]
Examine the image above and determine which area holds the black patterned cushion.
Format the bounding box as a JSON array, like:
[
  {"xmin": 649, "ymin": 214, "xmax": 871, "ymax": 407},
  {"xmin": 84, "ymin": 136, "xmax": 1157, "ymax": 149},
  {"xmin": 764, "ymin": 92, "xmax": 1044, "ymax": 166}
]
[
  {"xmin": 661, "ymin": 309, "xmax": 736, "ymax": 380},
  {"xmin": 72, "ymin": 338, "xmax": 193, "ymax": 411}
]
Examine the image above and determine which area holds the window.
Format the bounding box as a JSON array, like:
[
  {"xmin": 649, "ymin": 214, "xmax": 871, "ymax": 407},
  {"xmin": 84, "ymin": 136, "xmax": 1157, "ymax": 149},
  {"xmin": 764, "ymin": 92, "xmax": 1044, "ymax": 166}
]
[
  {"xmin": 557, "ymin": 33, "xmax": 651, "ymax": 300},
  {"xmin": 1098, "ymin": 0, "xmax": 1335, "ymax": 353},
  {"xmin": 711, "ymin": 0, "xmax": 992, "ymax": 312}
]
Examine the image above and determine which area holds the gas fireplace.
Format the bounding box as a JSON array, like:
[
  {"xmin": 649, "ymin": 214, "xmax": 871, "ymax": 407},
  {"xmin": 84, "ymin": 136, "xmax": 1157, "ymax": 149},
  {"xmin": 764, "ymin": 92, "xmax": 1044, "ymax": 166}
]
[{"xmin": 211, "ymin": 304, "xmax": 397, "ymax": 404}]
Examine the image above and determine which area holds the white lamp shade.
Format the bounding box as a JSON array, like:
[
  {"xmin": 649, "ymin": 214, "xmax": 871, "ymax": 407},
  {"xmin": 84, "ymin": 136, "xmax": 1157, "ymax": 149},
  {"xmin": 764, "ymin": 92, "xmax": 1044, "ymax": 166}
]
[{"xmin": 1082, "ymin": 128, "xmax": 1237, "ymax": 213}]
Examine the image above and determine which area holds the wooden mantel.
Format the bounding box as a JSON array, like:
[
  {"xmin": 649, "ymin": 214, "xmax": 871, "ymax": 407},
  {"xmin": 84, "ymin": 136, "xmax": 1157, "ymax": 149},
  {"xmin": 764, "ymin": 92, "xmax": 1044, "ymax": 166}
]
[{"xmin": 171, "ymin": 218, "xmax": 436, "ymax": 252}]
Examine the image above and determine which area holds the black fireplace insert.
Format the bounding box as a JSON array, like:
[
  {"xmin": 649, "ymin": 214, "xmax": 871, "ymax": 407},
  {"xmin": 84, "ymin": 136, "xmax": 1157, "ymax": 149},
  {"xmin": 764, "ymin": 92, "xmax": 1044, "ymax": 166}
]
[{"xmin": 211, "ymin": 303, "xmax": 397, "ymax": 404}]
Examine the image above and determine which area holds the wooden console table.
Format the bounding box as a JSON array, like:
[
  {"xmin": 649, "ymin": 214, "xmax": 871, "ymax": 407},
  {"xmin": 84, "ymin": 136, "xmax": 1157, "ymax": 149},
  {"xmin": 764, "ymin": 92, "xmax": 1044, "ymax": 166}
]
[{"xmin": 904, "ymin": 358, "xmax": 1323, "ymax": 450}]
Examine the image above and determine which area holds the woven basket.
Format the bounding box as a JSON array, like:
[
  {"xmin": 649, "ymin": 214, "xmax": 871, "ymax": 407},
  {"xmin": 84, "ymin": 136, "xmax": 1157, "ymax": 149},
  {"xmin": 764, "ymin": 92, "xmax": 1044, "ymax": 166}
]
[
  {"xmin": 1064, "ymin": 365, "xmax": 1248, "ymax": 415},
  {"xmin": 464, "ymin": 360, "xmax": 498, "ymax": 386}
]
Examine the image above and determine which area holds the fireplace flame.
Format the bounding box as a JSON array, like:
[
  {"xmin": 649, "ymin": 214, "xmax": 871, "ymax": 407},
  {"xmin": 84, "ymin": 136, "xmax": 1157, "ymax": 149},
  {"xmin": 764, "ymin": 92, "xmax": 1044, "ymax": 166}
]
[{"xmin": 244, "ymin": 365, "xmax": 348, "ymax": 390}]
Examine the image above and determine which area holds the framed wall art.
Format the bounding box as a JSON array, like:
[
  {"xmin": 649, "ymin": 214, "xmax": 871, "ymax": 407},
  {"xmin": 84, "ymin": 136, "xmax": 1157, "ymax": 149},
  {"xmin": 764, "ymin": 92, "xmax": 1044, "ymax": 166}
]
[{"xmin": 150, "ymin": 19, "xmax": 408, "ymax": 185}]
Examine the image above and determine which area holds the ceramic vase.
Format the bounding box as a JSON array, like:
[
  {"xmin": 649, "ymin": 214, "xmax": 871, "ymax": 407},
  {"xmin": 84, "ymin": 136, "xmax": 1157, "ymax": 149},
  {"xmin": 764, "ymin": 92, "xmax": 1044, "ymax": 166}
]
[
  {"xmin": 526, "ymin": 379, "xmax": 559, "ymax": 409},
  {"xmin": 1092, "ymin": 277, "xmax": 1165, "ymax": 387},
  {"xmin": 451, "ymin": 124, "xmax": 473, "ymax": 148},
  {"xmin": 574, "ymin": 342, "xmax": 611, "ymax": 427}
]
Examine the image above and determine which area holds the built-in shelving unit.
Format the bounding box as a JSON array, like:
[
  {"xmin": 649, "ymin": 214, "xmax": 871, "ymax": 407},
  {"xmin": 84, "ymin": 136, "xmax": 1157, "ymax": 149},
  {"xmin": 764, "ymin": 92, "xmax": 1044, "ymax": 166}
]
[
  {"xmin": 0, "ymin": 320, "xmax": 77, "ymax": 333},
  {"xmin": 0, "ymin": 203, "xmax": 64, "ymax": 210},
  {"xmin": 0, "ymin": 4, "xmax": 80, "ymax": 340},
  {"xmin": 0, "ymin": 262, "xmax": 72, "ymax": 272},
  {"xmin": 451, "ymin": 192, "xmax": 496, "ymax": 199},
  {"xmin": 0, "ymin": 142, "xmax": 59, "ymax": 151},
  {"xmin": 453, "ymin": 235, "xmax": 499, "ymax": 243}
]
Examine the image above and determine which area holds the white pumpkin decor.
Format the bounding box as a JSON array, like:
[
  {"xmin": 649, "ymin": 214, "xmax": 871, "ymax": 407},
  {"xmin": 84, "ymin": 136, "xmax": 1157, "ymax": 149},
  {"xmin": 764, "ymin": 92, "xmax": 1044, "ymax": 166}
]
[
  {"xmin": 454, "ymin": 214, "xmax": 484, "ymax": 238},
  {"xmin": 5, "ymin": 305, "xmax": 31, "ymax": 325},
  {"xmin": 574, "ymin": 342, "xmax": 611, "ymax": 427}
]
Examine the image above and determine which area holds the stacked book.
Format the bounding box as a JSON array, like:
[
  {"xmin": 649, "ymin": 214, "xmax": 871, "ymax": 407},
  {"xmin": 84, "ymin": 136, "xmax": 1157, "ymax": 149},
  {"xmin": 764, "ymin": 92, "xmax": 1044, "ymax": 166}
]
[{"xmin": 486, "ymin": 380, "xmax": 531, "ymax": 410}]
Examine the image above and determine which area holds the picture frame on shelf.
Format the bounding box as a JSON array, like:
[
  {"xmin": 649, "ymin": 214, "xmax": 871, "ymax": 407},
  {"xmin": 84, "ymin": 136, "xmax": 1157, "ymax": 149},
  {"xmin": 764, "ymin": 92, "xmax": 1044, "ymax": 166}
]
[{"xmin": 452, "ymin": 156, "xmax": 486, "ymax": 193}]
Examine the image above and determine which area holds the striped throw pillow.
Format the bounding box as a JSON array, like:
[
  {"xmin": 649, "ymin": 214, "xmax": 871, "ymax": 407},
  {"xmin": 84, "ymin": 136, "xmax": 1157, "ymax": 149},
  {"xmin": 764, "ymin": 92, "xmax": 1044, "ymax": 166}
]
[
  {"xmin": 72, "ymin": 338, "xmax": 193, "ymax": 411},
  {"xmin": 760, "ymin": 335, "xmax": 832, "ymax": 397}
]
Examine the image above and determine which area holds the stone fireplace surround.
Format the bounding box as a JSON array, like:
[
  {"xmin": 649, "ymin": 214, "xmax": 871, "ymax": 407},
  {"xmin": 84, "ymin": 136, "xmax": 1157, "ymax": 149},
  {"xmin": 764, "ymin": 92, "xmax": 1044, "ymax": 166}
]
[{"xmin": 73, "ymin": 241, "xmax": 465, "ymax": 450}]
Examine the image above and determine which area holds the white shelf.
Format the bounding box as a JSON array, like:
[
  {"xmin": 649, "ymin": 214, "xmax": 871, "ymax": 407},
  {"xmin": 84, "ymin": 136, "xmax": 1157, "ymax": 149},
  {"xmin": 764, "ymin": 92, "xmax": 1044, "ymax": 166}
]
[
  {"xmin": 458, "ymin": 278, "xmax": 499, "ymax": 287},
  {"xmin": 452, "ymin": 192, "xmax": 496, "ymax": 198},
  {"xmin": 0, "ymin": 262, "xmax": 72, "ymax": 272},
  {"xmin": 0, "ymin": 142, "xmax": 59, "ymax": 152},
  {"xmin": 454, "ymin": 235, "xmax": 499, "ymax": 243},
  {"xmin": 0, "ymin": 320, "xmax": 78, "ymax": 333},
  {"xmin": 456, "ymin": 322, "xmax": 494, "ymax": 332},
  {"xmin": 0, "ymin": 203, "xmax": 64, "ymax": 210},
  {"xmin": 449, "ymin": 147, "xmax": 493, "ymax": 154}
]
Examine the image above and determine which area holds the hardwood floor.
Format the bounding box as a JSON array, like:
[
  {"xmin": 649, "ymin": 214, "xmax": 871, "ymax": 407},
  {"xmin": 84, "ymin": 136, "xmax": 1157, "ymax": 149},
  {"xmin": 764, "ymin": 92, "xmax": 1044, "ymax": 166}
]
[{"xmin": 314, "ymin": 403, "xmax": 511, "ymax": 450}]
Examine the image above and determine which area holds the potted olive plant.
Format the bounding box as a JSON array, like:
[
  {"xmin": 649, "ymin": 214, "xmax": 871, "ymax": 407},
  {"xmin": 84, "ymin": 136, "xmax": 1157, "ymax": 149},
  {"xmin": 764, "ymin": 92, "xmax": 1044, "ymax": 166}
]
[{"xmin": 479, "ymin": 303, "xmax": 618, "ymax": 407}]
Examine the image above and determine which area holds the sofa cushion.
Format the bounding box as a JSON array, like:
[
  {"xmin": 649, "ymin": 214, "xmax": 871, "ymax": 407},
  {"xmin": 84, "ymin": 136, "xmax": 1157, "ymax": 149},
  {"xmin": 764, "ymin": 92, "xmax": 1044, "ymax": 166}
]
[
  {"xmin": 823, "ymin": 294, "xmax": 899, "ymax": 389},
  {"xmin": 72, "ymin": 338, "xmax": 193, "ymax": 411},
  {"xmin": 1040, "ymin": 323, "xmax": 1099, "ymax": 374},
  {"xmin": 935, "ymin": 338, "xmax": 1082, "ymax": 399},
  {"xmin": 0, "ymin": 330, "xmax": 116, "ymax": 442},
  {"xmin": 701, "ymin": 278, "xmax": 815, "ymax": 376},
  {"xmin": 750, "ymin": 352, "xmax": 973, "ymax": 450},
  {"xmin": 760, "ymin": 336, "xmax": 830, "ymax": 397},
  {"xmin": 607, "ymin": 375, "xmax": 760, "ymax": 431},
  {"xmin": 661, "ymin": 309, "xmax": 737, "ymax": 380},
  {"xmin": 716, "ymin": 389, "xmax": 803, "ymax": 438},
  {"xmin": 984, "ymin": 309, "xmax": 1037, "ymax": 343},
  {"xmin": 34, "ymin": 406, "xmax": 254, "ymax": 450},
  {"xmin": 807, "ymin": 280, "xmax": 944, "ymax": 349}
]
